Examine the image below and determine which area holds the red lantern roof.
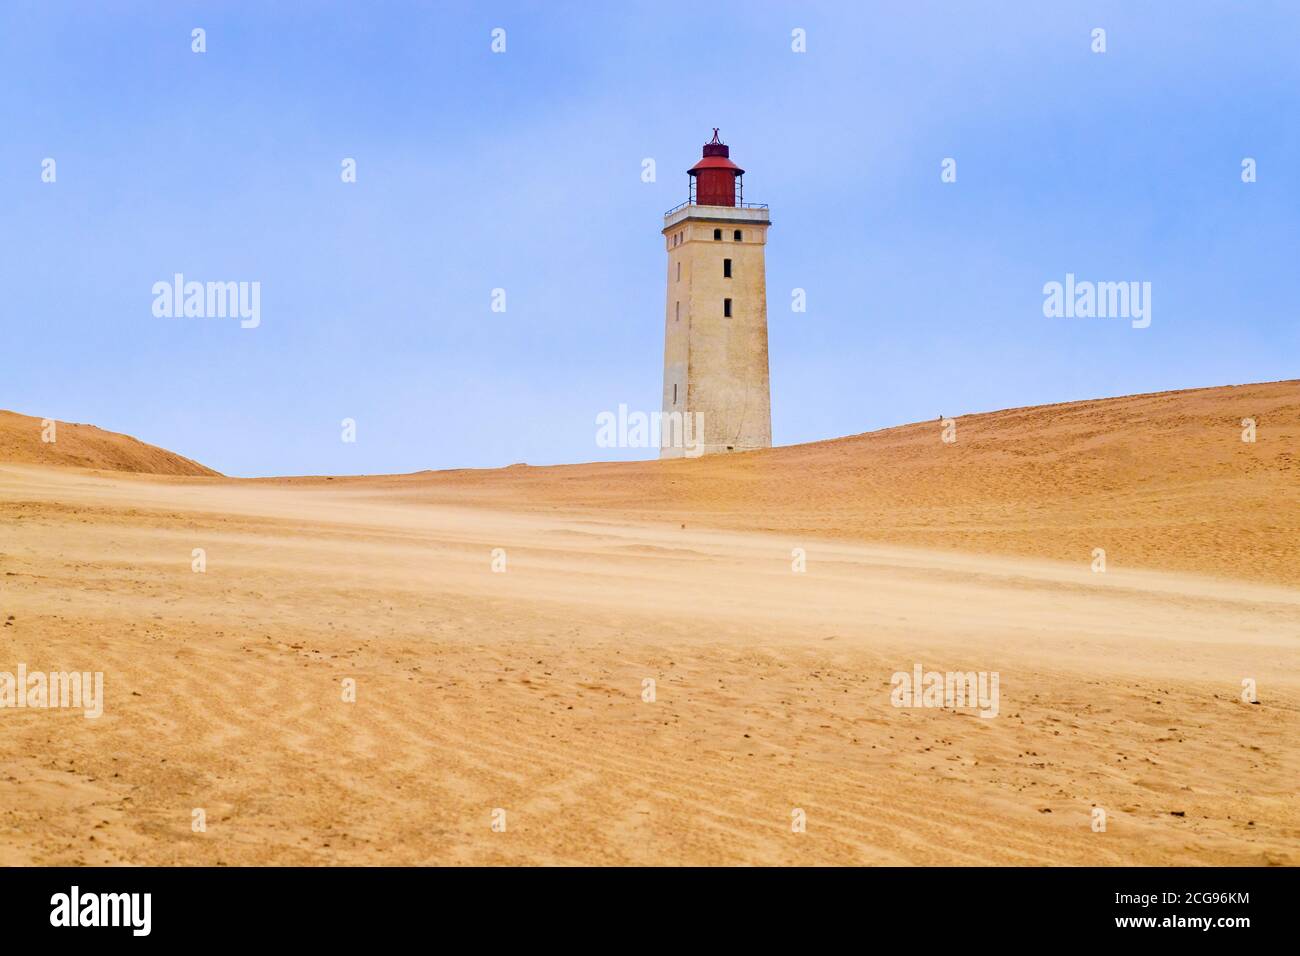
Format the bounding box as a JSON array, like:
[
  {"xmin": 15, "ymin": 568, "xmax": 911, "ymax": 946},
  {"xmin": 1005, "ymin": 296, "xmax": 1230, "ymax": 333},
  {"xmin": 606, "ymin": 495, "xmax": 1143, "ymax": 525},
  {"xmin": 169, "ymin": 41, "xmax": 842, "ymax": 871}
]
[{"xmin": 688, "ymin": 129, "xmax": 745, "ymax": 176}]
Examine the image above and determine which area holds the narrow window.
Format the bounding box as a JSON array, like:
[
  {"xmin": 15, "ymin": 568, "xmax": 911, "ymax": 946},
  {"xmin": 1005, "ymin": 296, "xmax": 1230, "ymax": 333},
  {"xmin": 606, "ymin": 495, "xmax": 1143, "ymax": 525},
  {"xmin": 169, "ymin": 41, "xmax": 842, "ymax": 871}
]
[
  {"xmin": 723, "ymin": 258, "xmax": 732, "ymax": 278},
  {"xmin": 675, "ymin": 301, "xmax": 680, "ymax": 321},
  {"xmin": 723, "ymin": 298, "xmax": 732, "ymax": 318},
  {"xmin": 733, "ymin": 229, "xmax": 742, "ymax": 241},
  {"xmin": 713, "ymin": 228, "xmax": 722, "ymax": 240},
  {"xmin": 676, "ymin": 261, "xmax": 681, "ymax": 282},
  {"xmin": 673, "ymin": 384, "xmax": 678, "ymax": 405}
]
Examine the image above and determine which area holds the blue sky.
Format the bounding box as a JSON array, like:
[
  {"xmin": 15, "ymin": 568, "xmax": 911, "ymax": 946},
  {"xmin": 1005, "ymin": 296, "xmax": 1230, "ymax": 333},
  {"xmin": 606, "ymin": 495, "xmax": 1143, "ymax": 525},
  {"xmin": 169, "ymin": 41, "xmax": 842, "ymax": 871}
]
[{"xmin": 3, "ymin": 1, "xmax": 1296, "ymax": 477}]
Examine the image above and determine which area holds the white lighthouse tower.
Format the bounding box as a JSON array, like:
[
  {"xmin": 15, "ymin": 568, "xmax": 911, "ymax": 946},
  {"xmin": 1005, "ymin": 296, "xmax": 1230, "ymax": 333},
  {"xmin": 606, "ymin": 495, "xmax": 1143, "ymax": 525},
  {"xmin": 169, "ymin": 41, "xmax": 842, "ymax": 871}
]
[{"xmin": 660, "ymin": 130, "xmax": 772, "ymax": 457}]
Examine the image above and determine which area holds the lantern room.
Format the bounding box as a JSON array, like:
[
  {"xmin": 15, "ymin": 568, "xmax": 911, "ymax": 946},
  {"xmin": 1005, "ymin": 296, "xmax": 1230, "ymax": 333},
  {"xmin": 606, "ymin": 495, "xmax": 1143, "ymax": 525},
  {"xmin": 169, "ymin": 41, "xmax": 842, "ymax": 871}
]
[{"xmin": 687, "ymin": 129, "xmax": 745, "ymax": 207}]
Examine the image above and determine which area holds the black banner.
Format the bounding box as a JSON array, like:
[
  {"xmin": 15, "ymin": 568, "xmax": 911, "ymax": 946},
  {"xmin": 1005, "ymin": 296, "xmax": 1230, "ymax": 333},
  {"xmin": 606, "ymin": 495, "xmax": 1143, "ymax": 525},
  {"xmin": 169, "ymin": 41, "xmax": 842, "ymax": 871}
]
[{"xmin": 0, "ymin": 866, "xmax": 1288, "ymax": 941}]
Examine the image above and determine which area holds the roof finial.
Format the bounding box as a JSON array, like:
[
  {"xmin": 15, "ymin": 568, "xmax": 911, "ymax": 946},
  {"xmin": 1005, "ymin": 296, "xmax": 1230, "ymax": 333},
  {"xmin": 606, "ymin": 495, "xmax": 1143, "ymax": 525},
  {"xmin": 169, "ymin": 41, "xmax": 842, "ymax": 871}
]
[{"xmin": 709, "ymin": 128, "xmax": 722, "ymax": 144}]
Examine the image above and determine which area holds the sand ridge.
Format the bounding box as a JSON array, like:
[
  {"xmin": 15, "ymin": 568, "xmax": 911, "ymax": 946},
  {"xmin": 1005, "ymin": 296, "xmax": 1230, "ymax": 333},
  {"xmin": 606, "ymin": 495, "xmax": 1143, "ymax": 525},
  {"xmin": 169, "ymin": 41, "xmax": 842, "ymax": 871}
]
[
  {"xmin": 1, "ymin": 381, "xmax": 1296, "ymax": 865},
  {"xmin": 268, "ymin": 380, "xmax": 1300, "ymax": 586},
  {"xmin": 0, "ymin": 457, "xmax": 1296, "ymax": 865},
  {"xmin": 0, "ymin": 410, "xmax": 219, "ymax": 477}
]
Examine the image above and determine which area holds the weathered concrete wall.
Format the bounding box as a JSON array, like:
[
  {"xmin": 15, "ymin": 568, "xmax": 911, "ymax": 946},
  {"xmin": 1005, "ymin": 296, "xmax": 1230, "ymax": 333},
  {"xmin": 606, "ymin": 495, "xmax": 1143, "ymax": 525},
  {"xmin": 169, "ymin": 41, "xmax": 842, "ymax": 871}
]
[{"xmin": 661, "ymin": 206, "xmax": 772, "ymax": 458}]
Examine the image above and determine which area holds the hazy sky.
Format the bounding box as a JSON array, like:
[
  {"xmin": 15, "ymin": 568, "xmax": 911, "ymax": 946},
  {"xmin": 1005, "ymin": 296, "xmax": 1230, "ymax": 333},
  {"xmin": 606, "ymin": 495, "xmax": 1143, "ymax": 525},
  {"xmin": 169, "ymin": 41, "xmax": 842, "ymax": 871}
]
[{"xmin": 4, "ymin": 2, "xmax": 1297, "ymax": 476}]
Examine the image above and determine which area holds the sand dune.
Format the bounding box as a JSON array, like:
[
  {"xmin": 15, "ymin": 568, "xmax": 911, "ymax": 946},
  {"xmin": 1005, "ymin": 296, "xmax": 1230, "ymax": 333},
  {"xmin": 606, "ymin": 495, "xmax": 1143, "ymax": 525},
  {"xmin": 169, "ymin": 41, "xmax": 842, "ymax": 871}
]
[
  {"xmin": 292, "ymin": 379, "xmax": 1300, "ymax": 585},
  {"xmin": 0, "ymin": 410, "xmax": 219, "ymax": 477},
  {"xmin": 0, "ymin": 382, "xmax": 1296, "ymax": 865}
]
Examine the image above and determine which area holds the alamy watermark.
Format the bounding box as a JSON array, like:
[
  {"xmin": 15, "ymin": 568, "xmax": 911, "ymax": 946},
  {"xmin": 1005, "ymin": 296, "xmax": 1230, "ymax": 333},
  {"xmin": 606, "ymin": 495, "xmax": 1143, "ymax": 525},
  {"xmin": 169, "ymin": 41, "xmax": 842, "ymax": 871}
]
[
  {"xmin": 596, "ymin": 404, "xmax": 704, "ymax": 457},
  {"xmin": 152, "ymin": 273, "xmax": 260, "ymax": 328},
  {"xmin": 890, "ymin": 663, "xmax": 999, "ymax": 718},
  {"xmin": 50, "ymin": 886, "xmax": 150, "ymax": 936},
  {"xmin": 0, "ymin": 665, "xmax": 104, "ymax": 718},
  {"xmin": 1043, "ymin": 273, "xmax": 1150, "ymax": 329}
]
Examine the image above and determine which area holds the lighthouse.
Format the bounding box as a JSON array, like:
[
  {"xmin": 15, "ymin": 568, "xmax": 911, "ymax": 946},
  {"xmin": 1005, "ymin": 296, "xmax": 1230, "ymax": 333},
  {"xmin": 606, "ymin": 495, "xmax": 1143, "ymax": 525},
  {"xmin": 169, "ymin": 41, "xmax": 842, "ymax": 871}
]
[{"xmin": 660, "ymin": 130, "xmax": 772, "ymax": 458}]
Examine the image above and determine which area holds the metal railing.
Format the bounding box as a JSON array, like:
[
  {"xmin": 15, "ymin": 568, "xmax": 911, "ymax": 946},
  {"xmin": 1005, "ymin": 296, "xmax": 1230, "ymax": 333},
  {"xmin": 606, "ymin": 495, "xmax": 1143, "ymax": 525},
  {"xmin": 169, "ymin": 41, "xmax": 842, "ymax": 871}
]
[{"xmin": 664, "ymin": 199, "xmax": 769, "ymax": 216}]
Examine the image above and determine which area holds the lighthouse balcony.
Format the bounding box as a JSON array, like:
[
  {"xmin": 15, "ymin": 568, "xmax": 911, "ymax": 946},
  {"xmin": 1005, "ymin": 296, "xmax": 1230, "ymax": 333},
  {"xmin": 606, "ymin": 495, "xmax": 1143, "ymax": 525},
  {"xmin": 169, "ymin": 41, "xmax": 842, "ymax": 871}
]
[{"xmin": 663, "ymin": 201, "xmax": 770, "ymax": 230}]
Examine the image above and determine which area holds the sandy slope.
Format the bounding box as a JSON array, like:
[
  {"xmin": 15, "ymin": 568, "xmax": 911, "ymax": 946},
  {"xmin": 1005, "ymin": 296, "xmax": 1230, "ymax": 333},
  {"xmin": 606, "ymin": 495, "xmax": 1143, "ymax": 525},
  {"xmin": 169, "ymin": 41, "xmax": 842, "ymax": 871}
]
[
  {"xmin": 1, "ymin": 381, "xmax": 1296, "ymax": 864},
  {"xmin": 0, "ymin": 410, "xmax": 219, "ymax": 477},
  {"xmin": 1, "ymin": 424, "xmax": 1298, "ymax": 864},
  {"xmin": 323, "ymin": 379, "xmax": 1299, "ymax": 587}
]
